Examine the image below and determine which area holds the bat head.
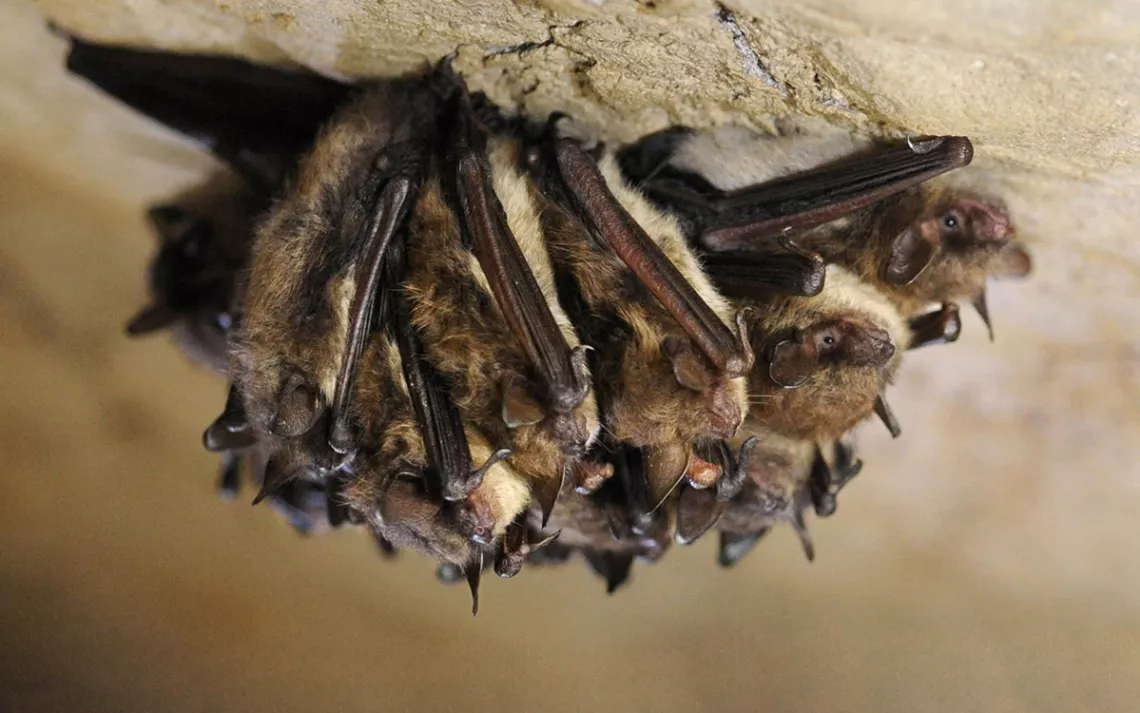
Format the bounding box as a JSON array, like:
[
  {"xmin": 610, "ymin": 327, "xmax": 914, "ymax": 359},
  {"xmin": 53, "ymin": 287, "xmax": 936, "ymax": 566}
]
[
  {"xmin": 885, "ymin": 191, "xmax": 1016, "ymax": 286},
  {"xmin": 768, "ymin": 318, "xmax": 896, "ymax": 388}
]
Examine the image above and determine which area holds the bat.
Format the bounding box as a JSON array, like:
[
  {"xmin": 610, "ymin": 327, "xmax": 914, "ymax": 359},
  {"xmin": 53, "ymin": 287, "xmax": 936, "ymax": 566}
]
[
  {"xmin": 399, "ymin": 76, "xmax": 600, "ymax": 522},
  {"xmin": 525, "ymin": 122, "xmax": 752, "ymax": 516},
  {"xmin": 621, "ymin": 125, "xmax": 1032, "ymax": 338},
  {"xmin": 679, "ymin": 430, "xmax": 817, "ymax": 567},
  {"xmin": 65, "ymin": 35, "xmax": 1035, "ymax": 605},
  {"xmin": 65, "ymin": 35, "xmax": 352, "ymax": 192},
  {"xmin": 743, "ymin": 264, "xmax": 909, "ymax": 441},
  {"xmin": 124, "ymin": 173, "xmax": 262, "ymax": 372},
  {"xmin": 228, "ymin": 79, "xmax": 436, "ymax": 487}
]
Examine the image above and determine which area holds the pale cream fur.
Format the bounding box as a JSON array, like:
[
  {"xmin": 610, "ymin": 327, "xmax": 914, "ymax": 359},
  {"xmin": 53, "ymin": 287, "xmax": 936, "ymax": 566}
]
[
  {"xmin": 468, "ymin": 433, "xmax": 532, "ymax": 537},
  {"xmin": 669, "ymin": 125, "xmax": 870, "ymax": 192},
  {"xmin": 596, "ymin": 149, "xmax": 749, "ymax": 418},
  {"xmin": 811, "ymin": 265, "xmax": 911, "ymax": 353}
]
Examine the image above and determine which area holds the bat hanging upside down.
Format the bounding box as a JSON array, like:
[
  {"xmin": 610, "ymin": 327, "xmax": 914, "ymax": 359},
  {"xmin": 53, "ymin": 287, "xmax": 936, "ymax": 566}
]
[{"xmin": 65, "ymin": 34, "xmax": 1032, "ymax": 613}]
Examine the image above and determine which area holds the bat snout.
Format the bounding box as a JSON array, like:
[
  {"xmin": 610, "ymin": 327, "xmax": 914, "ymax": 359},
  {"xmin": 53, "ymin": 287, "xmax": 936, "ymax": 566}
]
[
  {"xmin": 965, "ymin": 199, "xmax": 1014, "ymax": 244},
  {"xmin": 855, "ymin": 327, "xmax": 896, "ymax": 366}
]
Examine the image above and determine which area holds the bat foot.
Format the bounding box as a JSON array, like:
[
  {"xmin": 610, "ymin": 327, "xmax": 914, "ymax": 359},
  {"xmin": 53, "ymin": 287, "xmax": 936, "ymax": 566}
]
[
  {"xmin": 809, "ymin": 442, "xmax": 863, "ymax": 518},
  {"xmin": 572, "ymin": 459, "xmax": 614, "ymax": 494},
  {"xmin": 907, "ymin": 302, "xmax": 962, "ymax": 350},
  {"xmin": 714, "ymin": 435, "xmax": 759, "ymax": 502},
  {"xmin": 685, "ymin": 454, "xmax": 722, "ymax": 490},
  {"xmin": 494, "ymin": 522, "xmax": 527, "ymax": 578},
  {"xmin": 443, "ymin": 447, "xmax": 513, "ymax": 502}
]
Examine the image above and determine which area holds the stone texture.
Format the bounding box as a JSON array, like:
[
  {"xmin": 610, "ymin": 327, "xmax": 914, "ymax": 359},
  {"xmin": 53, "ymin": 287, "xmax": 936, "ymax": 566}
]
[{"xmin": 2, "ymin": 0, "xmax": 1138, "ymax": 711}]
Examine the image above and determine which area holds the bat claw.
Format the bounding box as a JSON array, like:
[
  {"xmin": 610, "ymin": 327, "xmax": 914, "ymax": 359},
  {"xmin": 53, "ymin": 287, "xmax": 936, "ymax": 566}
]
[
  {"xmin": 443, "ymin": 448, "xmax": 513, "ymax": 503},
  {"xmin": 729, "ymin": 308, "xmax": 756, "ymax": 376}
]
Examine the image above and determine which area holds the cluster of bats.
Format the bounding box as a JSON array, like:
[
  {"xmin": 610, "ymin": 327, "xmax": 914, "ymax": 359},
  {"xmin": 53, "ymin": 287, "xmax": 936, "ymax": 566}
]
[{"xmin": 66, "ymin": 35, "xmax": 1031, "ymax": 612}]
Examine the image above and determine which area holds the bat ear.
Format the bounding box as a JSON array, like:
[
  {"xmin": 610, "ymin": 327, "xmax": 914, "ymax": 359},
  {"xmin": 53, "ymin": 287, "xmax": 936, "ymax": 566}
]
[
  {"xmin": 677, "ymin": 486, "xmax": 725, "ymax": 545},
  {"xmin": 501, "ymin": 381, "xmax": 546, "ymax": 428},
  {"xmin": 991, "ymin": 242, "xmax": 1033, "ymax": 278},
  {"xmin": 271, "ymin": 376, "xmax": 322, "ymax": 438},
  {"xmin": 126, "ymin": 303, "xmax": 178, "ymax": 335},
  {"xmin": 768, "ymin": 339, "xmax": 815, "ymax": 388},
  {"xmin": 885, "ymin": 225, "xmax": 937, "ymax": 285}
]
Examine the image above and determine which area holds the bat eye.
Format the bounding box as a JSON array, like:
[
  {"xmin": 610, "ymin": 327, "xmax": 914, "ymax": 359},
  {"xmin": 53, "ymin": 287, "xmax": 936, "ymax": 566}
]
[
  {"xmin": 822, "ymin": 335, "xmax": 836, "ymax": 346},
  {"xmin": 941, "ymin": 213, "xmax": 961, "ymax": 232}
]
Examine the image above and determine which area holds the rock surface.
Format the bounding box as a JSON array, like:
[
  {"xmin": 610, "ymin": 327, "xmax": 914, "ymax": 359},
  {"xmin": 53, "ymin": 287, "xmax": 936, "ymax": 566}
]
[{"xmin": 2, "ymin": 0, "xmax": 1138, "ymax": 711}]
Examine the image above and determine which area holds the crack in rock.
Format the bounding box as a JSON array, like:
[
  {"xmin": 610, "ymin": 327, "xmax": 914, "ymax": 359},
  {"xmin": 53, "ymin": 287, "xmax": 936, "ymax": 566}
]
[{"xmin": 714, "ymin": 5, "xmax": 788, "ymax": 99}]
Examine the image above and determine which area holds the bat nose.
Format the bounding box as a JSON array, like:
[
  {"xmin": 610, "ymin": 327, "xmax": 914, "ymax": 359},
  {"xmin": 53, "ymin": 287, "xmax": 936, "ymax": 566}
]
[
  {"xmin": 967, "ymin": 200, "xmax": 1013, "ymax": 244},
  {"xmin": 866, "ymin": 328, "xmax": 896, "ymax": 363}
]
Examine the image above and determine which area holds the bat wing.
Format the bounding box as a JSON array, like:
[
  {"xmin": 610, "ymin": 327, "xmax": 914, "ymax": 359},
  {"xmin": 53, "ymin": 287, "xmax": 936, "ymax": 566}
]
[{"xmin": 65, "ymin": 36, "xmax": 353, "ymax": 189}]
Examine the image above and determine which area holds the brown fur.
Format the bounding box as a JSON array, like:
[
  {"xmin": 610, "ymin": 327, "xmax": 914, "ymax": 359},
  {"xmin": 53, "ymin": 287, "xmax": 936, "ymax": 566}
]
[
  {"xmin": 661, "ymin": 126, "xmax": 1028, "ymax": 317},
  {"xmin": 807, "ymin": 185, "xmax": 1020, "ymax": 316},
  {"xmin": 135, "ymin": 172, "xmax": 261, "ymax": 373},
  {"xmin": 745, "ymin": 266, "xmax": 909, "ymax": 441},
  {"xmin": 533, "ymin": 156, "xmax": 748, "ymax": 458},
  {"xmin": 231, "ymin": 80, "xmax": 438, "ymax": 451},
  {"xmin": 401, "ymin": 171, "xmax": 595, "ymax": 529}
]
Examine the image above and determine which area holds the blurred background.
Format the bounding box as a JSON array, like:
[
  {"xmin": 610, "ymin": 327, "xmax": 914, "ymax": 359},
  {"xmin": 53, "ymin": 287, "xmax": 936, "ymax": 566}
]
[{"xmin": 2, "ymin": 0, "xmax": 1138, "ymax": 711}]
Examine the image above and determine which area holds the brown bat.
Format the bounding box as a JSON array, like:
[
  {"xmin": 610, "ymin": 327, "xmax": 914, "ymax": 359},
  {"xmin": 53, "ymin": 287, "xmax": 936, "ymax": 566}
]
[
  {"xmin": 676, "ymin": 430, "xmax": 817, "ymax": 566},
  {"xmin": 125, "ymin": 173, "xmax": 262, "ymax": 373},
  {"xmin": 227, "ymin": 79, "xmax": 437, "ymax": 484},
  {"xmin": 64, "ymin": 34, "xmax": 352, "ymax": 192},
  {"xmin": 525, "ymin": 127, "xmax": 751, "ymax": 515},
  {"xmin": 399, "ymin": 80, "xmax": 600, "ymax": 522},
  {"xmin": 621, "ymin": 125, "xmax": 1031, "ymax": 337},
  {"xmin": 742, "ymin": 264, "xmax": 910, "ymax": 442}
]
